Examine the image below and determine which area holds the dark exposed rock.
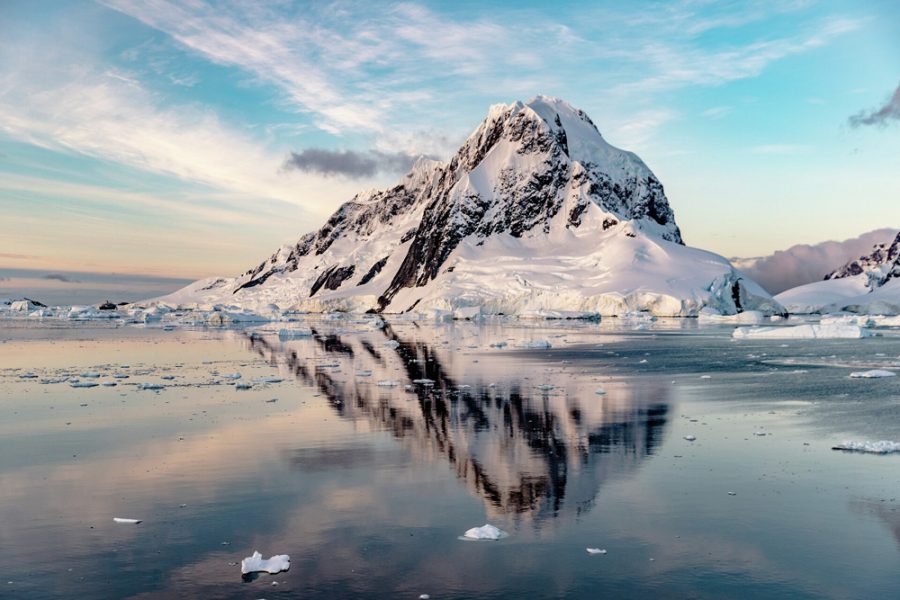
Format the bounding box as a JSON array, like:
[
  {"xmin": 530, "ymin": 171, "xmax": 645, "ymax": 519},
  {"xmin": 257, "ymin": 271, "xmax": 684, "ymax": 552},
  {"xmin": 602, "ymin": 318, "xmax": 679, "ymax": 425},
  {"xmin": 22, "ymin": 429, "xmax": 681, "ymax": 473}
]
[
  {"xmin": 825, "ymin": 231, "xmax": 900, "ymax": 291},
  {"xmin": 310, "ymin": 265, "xmax": 356, "ymax": 297},
  {"xmin": 358, "ymin": 257, "xmax": 389, "ymax": 286}
]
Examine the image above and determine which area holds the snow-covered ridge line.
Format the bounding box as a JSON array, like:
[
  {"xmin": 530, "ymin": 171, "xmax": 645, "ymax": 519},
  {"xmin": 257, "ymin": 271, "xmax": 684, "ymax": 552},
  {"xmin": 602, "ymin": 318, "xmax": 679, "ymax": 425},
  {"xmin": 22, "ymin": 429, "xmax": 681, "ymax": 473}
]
[{"xmin": 150, "ymin": 96, "xmax": 782, "ymax": 317}]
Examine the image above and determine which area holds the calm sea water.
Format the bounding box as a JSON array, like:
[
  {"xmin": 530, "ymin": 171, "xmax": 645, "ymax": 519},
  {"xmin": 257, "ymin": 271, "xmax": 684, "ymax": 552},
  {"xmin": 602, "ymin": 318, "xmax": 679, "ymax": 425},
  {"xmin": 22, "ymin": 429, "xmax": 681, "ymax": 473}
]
[{"xmin": 1, "ymin": 318, "xmax": 898, "ymax": 599}]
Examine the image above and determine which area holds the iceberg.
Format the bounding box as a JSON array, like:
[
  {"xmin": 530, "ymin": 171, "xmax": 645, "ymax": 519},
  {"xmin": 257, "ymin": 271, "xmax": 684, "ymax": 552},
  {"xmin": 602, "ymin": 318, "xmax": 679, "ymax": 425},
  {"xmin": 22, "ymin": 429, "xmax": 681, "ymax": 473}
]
[
  {"xmin": 832, "ymin": 441, "xmax": 900, "ymax": 454},
  {"xmin": 848, "ymin": 370, "xmax": 896, "ymax": 378},
  {"xmin": 240, "ymin": 550, "xmax": 291, "ymax": 575},
  {"xmin": 732, "ymin": 324, "xmax": 873, "ymax": 340},
  {"xmin": 461, "ymin": 524, "xmax": 509, "ymax": 541}
]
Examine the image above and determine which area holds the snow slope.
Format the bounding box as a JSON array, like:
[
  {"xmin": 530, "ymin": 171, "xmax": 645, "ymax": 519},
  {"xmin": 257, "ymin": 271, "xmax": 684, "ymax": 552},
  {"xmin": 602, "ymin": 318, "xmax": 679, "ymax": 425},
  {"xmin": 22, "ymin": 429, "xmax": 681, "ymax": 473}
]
[
  {"xmin": 156, "ymin": 96, "xmax": 782, "ymax": 317},
  {"xmin": 777, "ymin": 231, "xmax": 900, "ymax": 314}
]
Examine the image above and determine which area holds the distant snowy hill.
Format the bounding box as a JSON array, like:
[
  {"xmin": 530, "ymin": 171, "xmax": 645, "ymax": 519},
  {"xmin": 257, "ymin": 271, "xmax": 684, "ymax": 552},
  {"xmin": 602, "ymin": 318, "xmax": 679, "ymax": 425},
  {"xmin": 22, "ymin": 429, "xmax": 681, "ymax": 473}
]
[
  {"xmin": 732, "ymin": 228, "xmax": 898, "ymax": 294},
  {"xmin": 777, "ymin": 231, "xmax": 900, "ymax": 314},
  {"xmin": 157, "ymin": 96, "xmax": 782, "ymax": 317}
]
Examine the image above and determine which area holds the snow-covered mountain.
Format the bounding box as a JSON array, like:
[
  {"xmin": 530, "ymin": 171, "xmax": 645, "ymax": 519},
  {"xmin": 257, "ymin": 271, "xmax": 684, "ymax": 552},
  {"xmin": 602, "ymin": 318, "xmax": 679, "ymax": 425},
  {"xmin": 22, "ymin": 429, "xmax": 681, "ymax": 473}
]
[
  {"xmin": 777, "ymin": 231, "xmax": 900, "ymax": 314},
  {"xmin": 157, "ymin": 96, "xmax": 781, "ymax": 317}
]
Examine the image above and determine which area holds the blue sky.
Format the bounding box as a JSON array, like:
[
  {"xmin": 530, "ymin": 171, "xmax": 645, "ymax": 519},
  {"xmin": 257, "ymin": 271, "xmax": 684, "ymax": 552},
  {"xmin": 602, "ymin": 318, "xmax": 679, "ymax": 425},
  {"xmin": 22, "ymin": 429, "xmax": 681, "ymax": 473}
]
[{"xmin": 1, "ymin": 0, "xmax": 898, "ymax": 283}]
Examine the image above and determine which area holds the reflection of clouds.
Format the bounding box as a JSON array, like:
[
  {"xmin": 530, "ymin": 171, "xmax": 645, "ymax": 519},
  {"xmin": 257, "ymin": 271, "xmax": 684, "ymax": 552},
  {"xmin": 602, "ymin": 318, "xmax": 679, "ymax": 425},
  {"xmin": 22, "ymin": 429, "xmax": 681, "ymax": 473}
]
[
  {"xmin": 242, "ymin": 321, "xmax": 671, "ymax": 525},
  {"xmin": 853, "ymin": 498, "xmax": 900, "ymax": 552}
]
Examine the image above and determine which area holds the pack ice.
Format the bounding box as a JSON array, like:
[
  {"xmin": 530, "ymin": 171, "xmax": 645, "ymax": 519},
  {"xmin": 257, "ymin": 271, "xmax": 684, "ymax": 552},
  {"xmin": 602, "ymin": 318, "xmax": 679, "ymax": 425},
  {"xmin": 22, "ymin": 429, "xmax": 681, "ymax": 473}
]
[{"xmin": 149, "ymin": 96, "xmax": 782, "ymax": 318}]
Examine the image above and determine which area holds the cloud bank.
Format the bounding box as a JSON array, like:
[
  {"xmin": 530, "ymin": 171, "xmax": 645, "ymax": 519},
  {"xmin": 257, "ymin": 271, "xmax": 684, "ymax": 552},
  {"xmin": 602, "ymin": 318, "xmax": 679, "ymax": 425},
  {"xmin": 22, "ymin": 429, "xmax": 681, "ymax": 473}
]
[
  {"xmin": 283, "ymin": 149, "xmax": 430, "ymax": 178},
  {"xmin": 732, "ymin": 228, "xmax": 898, "ymax": 294},
  {"xmin": 849, "ymin": 82, "xmax": 900, "ymax": 127}
]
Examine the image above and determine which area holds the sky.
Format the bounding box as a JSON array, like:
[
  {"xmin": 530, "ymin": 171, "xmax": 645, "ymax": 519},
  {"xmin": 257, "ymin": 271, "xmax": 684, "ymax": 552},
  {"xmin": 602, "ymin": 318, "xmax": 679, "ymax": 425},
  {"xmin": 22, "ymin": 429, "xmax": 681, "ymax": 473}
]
[{"xmin": 1, "ymin": 1, "xmax": 899, "ymax": 296}]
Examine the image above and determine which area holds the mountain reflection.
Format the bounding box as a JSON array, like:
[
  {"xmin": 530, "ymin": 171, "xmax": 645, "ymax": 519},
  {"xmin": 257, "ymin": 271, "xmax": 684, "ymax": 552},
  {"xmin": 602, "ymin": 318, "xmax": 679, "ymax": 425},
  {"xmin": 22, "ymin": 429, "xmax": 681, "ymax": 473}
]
[{"xmin": 241, "ymin": 322, "xmax": 670, "ymax": 524}]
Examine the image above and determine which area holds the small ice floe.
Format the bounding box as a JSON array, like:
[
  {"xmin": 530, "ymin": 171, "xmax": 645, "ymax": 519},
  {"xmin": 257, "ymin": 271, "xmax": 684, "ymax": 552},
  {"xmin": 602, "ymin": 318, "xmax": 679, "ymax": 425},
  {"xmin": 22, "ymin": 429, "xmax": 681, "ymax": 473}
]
[
  {"xmin": 235, "ymin": 382, "xmax": 252, "ymax": 390},
  {"xmin": 356, "ymin": 370, "xmax": 372, "ymax": 377},
  {"xmin": 586, "ymin": 548, "xmax": 607, "ymax": 555},
  {"xmin": 699, "ymin": 375, "xmax": 711, "ymax": 379},
  {"xmin": 160, "ymin": 375, "xmax": 175, "ymax": 380},
  {"xmin": 102, "ymin": 381, "xmax": 117, "ymax": 387},
  {"xmin": 18, "ymin": 372, "xmax": 39, "ymax": 379},
  {"xmin": 40, "ymin": 378, "xmax": 67, "ymax": 384},
  {"xmin": 383, "ymin": 340, "xmax": 401, "ymax": 349},
  {"xmin": 732, "ymin": 324, "xmax": 873, "ymax": 340},
  {"xmin": 80, "ymin": 372, "xmax": 101, "ymax": 379},
  {"xmin": 419, "ymin": 595, "xmax": 431, "ymax": 599},
  {"xmin": 222, "ymin": 373, "xmax": 242, "ymax": 380},
  {"xmin": 490, "ymin": 341, "xmax": 508, "ymax": 349},
  {"xmin": 139, "ymin": 383, "xmax": 165, "ymax": 390},
  {"xmin": 70, "ymin": 381, "xmax": 99, "ymax": 388},
  {"xmin": 412, "ymin": 378, "xmax": 435, "ymax": 386},
  {"xmin": 595, "ymin": 388, "xmax": 606, "ymax": 395},
  {"xmin": 377, "ymin": 380, "xmax": 399, "ymax": 387},
  {"xmin": 113, "ymin": 517, "xmax": 141, "ymax": 524},
  {"xmin": 240, "ymin": 551, "xmax": 291, "ymax": 575},
  {"xmin": 536, "ymin": 384, "xmax": 555, "ymax": 391},
  {"xmin": 113, "ymin": 373, "xmax": 129, "ymax": 379},
  {"xmin": 683, "ymin": 435, "xmax": 697, "ymax": 442},
  {"xmin": 753, "ymin": 431, "xmax": 768, "ymax": 437},
  {"xmin": 849, "ymin": 370, "xmax": 896, "ymax": 379},
  {"xmin": 256, "ymin": 376, "xmax": 283, "ymax": 383},
  {"xmin": 278, "ymin": 328, "xmax": 313, "ymax": 340},
  {"xmin": 832, "ymin": 440, "xmax": 900, "ymax": 454},
  {"xmin": 461, "ymin": 524, "xmax": 509, "ymax": 541}
]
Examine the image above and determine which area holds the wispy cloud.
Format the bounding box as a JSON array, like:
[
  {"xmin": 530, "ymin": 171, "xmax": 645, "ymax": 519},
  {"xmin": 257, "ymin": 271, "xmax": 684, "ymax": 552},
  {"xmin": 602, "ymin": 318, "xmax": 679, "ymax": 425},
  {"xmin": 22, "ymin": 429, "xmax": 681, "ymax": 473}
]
[
  {"xmin": 283, "ymin": 149, "xmax": 431, "ymax": 179},
  {"xmin": 702, "ymin": 106, "xmax": 733, "ymax": 119},
  {"xmin": 848, "ymin": 82, "xmax": 900, "ymax": 128}
]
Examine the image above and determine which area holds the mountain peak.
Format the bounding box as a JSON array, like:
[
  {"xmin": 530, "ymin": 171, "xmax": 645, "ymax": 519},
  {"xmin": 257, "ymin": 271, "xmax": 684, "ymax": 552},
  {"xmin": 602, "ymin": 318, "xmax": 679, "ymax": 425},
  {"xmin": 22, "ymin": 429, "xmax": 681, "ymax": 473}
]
[{"xmin": 156, "ymin": 97, "xmax": 782, "ymax": 318}]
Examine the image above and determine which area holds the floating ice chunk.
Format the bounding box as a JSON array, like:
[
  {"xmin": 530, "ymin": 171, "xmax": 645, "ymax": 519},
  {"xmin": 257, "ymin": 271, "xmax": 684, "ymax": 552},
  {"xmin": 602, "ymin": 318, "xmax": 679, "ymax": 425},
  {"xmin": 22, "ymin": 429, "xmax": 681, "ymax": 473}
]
[
  {"xmin": 683, "ymin": 435, "xmax": 697, "ymax": 441},
  {"xmin": 113, "ymin": 373, "xmax": 129, "ymax": 379},
  {"xmin": 595, "ymin": 388, "xmax": 606, "ymax": 395},
  {"xmin": 520, "ymin": 340, "xmax": 552, "ymax": 349},
  {"xmin": 70, "ymin": 381, "xmax": 99, "ymax": 388},
  {"xmin": 222, "ymin": 373, "xmax": 241, "ymax": 380},
  {"xmin": 832, "ymin": 440, "xmax": 900, "ymax": 454},
  {"xmin": 462, "ymin": 524, "xmax": 508, "ymax": 541},
  {"xmin": 753, "ymin": 431, "xmax": 767, "ymax": 436},
  {"xmin": 256, "ymin": 376, "xmax": 283, "ymax": 383},
  {"xmin": 586, "ymin": 548, "xmax": 607, "ymax": 555},
  {"xmin": 356, "ymin": 370, "xmax": 372, "ymax": 377},
  {"xmin": 18, "ymin": 373, "xmax": 38, "ymax": 379},
  {"xmin": 102, "ymin": 382, "xmax": 117, "ymax": 387},
  {"xmin": 413, "ymin": 378, "xmax": 435, "ymax": 386},
  {"xmin": 235, "ymin": 382, "xmax": 252, "ymax": 390},
  {"xmin": 849, "ymin": 370, "xmax": 896, "ymax": 378},
  {"xmin": 80, "ymin": 372, "xmax": 101, "ymax": 378},
  {"xmin": 113, "ymin": 517, "xmax": 141, "ymax": 524},
  {"xmin": 240, "ymin": 550, "xmax": 290, "ymax": 575},
  {"xmin": 383, "ymin": 340, "xmax": 401, "ymax": 349},
  {"xmin": 139, "ymin": 383, "xmax": 165, "ymax": 390},
  {"xmin": 489, "ymin": 341, "xmax": 508, "ymax": 348},
  {"xmin": 377, "ymin": 380, "xmax": 399, "ymax": 387},
  {"xmin": 732, "ymin": 324, "xmax": 873, "ymax": 340},
  {"xmin": 419, "ymin": 595, "xmax": 431, "ymax": 599},
  {"xmin": 278, "ymin": 328, "xmax": 313, "ymax": 340},
  {"xmin": 698, "ymin": 310, "xmax": 765, "ymax": 325},
  {"xmin": 160, "ymin": 375, "xmax": 175, "ymax": 380}
]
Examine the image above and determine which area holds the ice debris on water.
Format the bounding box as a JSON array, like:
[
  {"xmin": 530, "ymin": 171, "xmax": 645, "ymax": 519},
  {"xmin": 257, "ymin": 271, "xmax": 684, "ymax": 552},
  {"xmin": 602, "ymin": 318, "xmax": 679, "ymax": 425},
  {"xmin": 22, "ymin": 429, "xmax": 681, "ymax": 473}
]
[
  {"xmin": 18, "ymin": 373, "xmax": 38, "ymax": 379},
  {"xmin": 684, "ymin": 435, "xmax": 697, "ymax": 442},
  {"xmin": 278, "ymin": 328, "xmax": 313, "ymax": 340},
  {"xmin": 222, "ymin": 373, "xmax": 241, "ymax": 380},
  {"xmin": 520, "ymin": 340, "xmax": 552, "ymax": 349},
  {"xmin": 462, "ymin": 524, "xmax": 508, "ymax": 541},
  {"xmin": 848, "ymin": 370, "xmax": 896, "ymax": 378},
  {"xmin": 113, "ymin": 517, "xmax": 141, "ymax": 524},
  {"xmin": 235, "ymin": 382, "xmax": 252, "ymax": 390},
  {"xmin": 383, "ymin": 340, "xmax": 400, "ymax": 349},
  {"xmin": 595, "ymin": 388, "xmax": 606, "ymax": 395},
  {"xmin": 732, "ymin": 324, "xmax": 873, "ymax": 340},
  {"xmin": 586, "ymin": 548, "xmax": 607, "ymax": 555},
  {"xmin": 80, "ymin": 372, "xmax": 101, "ymax": 378},
  {"xmin": 831, "ymin": 440, "xmax": 900, "ymax": 454},
  {"xmin": 70, "ymin": 381, "xmax": 99, "ymax": 388},
  {"xmin": 256, "ymin": 376, "xmax": 283, "ymax": 383},
  {"xmin": 377, "ymin": 380, "xmax": 399, "ymax": 387},
  {"xmin": 139, "ymin": 383, "xmax": 164, "ymax": 390},
  {"xmin": 240, "ymin": 551, "xmax": 290, "ymax": 575}
]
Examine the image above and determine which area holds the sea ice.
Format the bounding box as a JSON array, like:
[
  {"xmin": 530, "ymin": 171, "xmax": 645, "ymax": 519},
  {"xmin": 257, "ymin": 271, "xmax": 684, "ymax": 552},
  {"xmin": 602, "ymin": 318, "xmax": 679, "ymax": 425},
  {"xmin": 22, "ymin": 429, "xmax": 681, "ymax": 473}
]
[
  {"xmin": 732, "ymin": 324, "xmax": 873, "ymax": 340},
  {"xmin": 832, "ymin": 440, "xmax": 900, "ymax": 454},
  {"xmin": 235, "ymin": 382, "xmax": 252, "ymax": 390},
  {"xmin": 520, "ymin": 340, "xmax": 552, "ymax": 349},
  {"xmin": 848, "ymin": 370, "xmax": 896, "ymax": 378},
  {"xmin": 139, "ymin": 383, "xmax": 165, "ymax": 390},
  {"xmin": 70, "ymin": 382, "xmax": 99, "ymax": 388},
  {"xmin": 113, "ymin": 517, "xmax": 141, "ymax": 524},
  {"xmin": 683, "ymin": 435, "xmax": 697, "ymax": 441},
  {"xmin": 595, "ymin": 388, "xmax": 606, "ymax": 395},
  {"xmin": 240, "ymin": 551, "xmax": 291, "ymax": 575},
  {"xmin": 256, "ymin": 376, "xmax": 283, "ymax": 383},
  {"xmin": 586, "ymin": 548, "xmax": 607, "ymax": 555},
  {"xmin": 462, "ymin": 524, "xmax": 509, "ymax": 541},
  {"xmin": 377, "ymin": 380, "xmax": 399, "ymax": 387},
  {"xmin": 383, "ymin": 340, "xmax": 401, "ymax": 349}
]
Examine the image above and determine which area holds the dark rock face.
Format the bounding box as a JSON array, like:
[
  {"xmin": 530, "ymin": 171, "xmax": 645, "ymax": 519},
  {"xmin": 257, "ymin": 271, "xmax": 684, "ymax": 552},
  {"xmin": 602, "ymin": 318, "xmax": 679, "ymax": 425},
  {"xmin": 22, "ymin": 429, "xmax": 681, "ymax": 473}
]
[
  {"xmin": 98, "ymin": 301, "xmax": 117, "ymax": 310},
  {"xmin": 825, "ymin": 231, "xmax": 900, "ymax": 290},
  {"xmin": 310, "ymin": 265, "xmax": 356, "ymax": 297},
  {"xmin": 358, "ymin": 257, "xmax": 389, "ymax": 286}
]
